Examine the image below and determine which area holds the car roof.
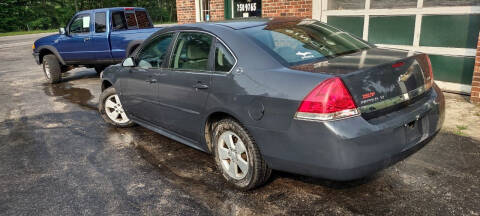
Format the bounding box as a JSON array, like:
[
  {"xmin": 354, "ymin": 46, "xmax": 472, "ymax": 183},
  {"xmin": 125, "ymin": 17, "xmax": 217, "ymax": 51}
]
[
  {"xmin": 76, "ymin": 7, "xmax": 146, "ymax": 14},
  {"xmin": 174, "ymin": 17, "xmax": 307, "ymax": 31}
]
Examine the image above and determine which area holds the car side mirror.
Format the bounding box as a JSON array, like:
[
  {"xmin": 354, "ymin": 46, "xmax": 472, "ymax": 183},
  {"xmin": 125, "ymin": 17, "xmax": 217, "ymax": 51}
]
[
  {"xmin": 59, "ymin": 27, "xmax": 66, "ymax": 35},
  {"xmin": 122, "ymin": 57, "xmax": 135, "ymax": 67}
]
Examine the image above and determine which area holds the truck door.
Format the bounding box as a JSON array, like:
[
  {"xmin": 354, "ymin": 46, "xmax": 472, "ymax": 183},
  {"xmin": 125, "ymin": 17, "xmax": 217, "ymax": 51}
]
[
  {"xmin": 58, "ymin": 13, "xmax": 95, "ymax": 63},
  {"xmin": 91, "ymin": 12, "xmax": 111, "ymax": 61}
]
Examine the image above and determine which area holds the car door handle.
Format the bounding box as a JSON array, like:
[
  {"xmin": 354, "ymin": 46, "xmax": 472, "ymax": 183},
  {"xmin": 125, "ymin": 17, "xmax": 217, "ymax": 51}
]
[
  {"xmin": 193, "ymin": 83, "xmax": 209, "ymax": 89},
  {"xmin": 84, "ymin": 37, "xmax": 91, "ymax": 42},
  {"xmin": 145, "ymin": 79, "xmax": 157, "ymax": 83}
]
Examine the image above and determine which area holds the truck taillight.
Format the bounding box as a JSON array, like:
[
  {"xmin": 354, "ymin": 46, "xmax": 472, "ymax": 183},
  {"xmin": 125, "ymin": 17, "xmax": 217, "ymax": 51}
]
[{"xmin": 295, "ymin": 77, "xmax": 360, "ymax": 121}]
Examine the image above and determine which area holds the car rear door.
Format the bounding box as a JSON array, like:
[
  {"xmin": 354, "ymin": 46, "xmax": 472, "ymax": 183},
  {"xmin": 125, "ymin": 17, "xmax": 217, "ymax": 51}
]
[
  {"xmin": 155, "ymin": 31, "xmax": 214, "ymax": 142},
  {"xmin": 121, "ymin": 33, "xmax": 175, "ymax": 124}
]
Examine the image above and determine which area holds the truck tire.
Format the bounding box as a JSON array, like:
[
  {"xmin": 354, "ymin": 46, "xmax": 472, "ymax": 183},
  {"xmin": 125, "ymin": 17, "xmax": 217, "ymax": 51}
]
[{"xmin": 42, "ymin": 54, "xmax": 61, "ymax": 84}]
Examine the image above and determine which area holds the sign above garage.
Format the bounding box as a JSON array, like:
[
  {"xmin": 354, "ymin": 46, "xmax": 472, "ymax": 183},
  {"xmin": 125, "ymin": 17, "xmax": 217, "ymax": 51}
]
[{"xmin": 234, "ymin": 0, "xmax": 261, "ymax": 18}]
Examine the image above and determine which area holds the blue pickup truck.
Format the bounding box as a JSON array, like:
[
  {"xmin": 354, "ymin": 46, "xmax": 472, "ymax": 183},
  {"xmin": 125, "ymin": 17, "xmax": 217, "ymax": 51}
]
[{"xmin": 32, "ymin": 7, "xmax": 159, "ymax": 83}]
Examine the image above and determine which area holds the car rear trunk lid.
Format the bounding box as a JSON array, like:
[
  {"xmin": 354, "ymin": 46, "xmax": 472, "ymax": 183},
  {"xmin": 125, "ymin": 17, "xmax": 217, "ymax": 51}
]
[{"xmin": 290, "ymin": 48, "xmax": 433, "ymax": 118}]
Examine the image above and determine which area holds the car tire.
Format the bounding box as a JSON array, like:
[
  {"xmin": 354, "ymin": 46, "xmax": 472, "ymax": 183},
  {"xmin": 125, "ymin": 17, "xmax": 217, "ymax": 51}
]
[
  {"xmin": 212, "ymin": 118, "xmax": 271, "ymax": 190},
  {"xmin": 42, "ymin": 54, "xmax": 61, "ymax": 84},
  {"xmin": 99, "ymin": 87, "xmax": 135, "ymax": 127}
]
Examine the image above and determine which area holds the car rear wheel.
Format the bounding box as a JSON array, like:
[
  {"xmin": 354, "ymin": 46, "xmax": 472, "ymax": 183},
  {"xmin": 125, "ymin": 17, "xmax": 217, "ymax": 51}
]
[
  {"xmin": 99, "ymin": 87, "xmax": 134, "ymax": 127},
  {"xmin": 212, "ymin": 118, "xmax": 271, "ymax": 190},
  {"xmin": 42, "ymin": 54, "xmax": 61, "ymax": 84}
]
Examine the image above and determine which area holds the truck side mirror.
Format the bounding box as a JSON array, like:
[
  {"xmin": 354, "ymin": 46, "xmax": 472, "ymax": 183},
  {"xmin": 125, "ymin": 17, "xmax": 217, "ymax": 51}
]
[
  {"xmin": 59, "ymin": 27, "xmax": 66, "ymax": 35},
  {"xmin": 122, "ymin": 57, "xmax": 135, "ymax": 67}
]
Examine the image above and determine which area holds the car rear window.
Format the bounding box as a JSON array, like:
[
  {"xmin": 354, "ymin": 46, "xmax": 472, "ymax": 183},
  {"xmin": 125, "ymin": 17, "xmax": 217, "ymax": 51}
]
[{"xmin": 241, "ymin": 20, "xmax": 372, "ymax": 66}]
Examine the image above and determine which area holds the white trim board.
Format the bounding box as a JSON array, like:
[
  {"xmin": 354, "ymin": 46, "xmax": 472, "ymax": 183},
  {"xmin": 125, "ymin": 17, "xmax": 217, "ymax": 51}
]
[
  {"xmin": 436, "ymin": 80, "xmax": 472, "ymax": 94},
  {"xmin": 322, "ymin": 6, "xmax": 480, "ymax": 16}
]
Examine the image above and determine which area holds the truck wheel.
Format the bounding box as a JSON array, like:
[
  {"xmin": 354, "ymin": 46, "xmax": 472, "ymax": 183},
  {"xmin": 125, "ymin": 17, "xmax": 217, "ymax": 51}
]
[
  {"xmin": 95, "ymin": 65, "xmax": 106, "ymax": 74},
  {"xmin": 99, "ymin": 87, "xmax": 135, "ymax": 127},
  {"xmin": 212, "ymin": 118, "xmax": 271, "ymax": 190},
  {"xmin": 42, "ymin": 54, "xmax": 61, "ymax": 84}
]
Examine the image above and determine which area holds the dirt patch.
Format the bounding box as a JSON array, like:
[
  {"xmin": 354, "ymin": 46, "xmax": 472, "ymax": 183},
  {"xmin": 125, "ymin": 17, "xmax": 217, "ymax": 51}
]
[{"xmin": 443, "ymin": 93, "xmax": 480, "ymax": 140}]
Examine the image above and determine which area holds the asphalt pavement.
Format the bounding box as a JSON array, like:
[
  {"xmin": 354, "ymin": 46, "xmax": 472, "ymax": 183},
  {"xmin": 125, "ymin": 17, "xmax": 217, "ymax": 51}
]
[{"xmin": 0, "ymin": 33, "xmax": 479, "ymax": 216}]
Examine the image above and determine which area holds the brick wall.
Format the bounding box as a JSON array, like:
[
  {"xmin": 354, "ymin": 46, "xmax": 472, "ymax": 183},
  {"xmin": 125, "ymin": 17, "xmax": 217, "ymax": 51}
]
[
  {"xmin": 176, "ymin": 0, "xmax": 196, "ymax": 24},
  {"xmin": 263, "ymin": 0, "xmax": 312, "ymax": 18},
  {"xmin": 471, "ymin": 32, "xmax": 480, "ymax": 104},
  {"xmin": 210, "ymin": 0, "xmax": 225, "ymax": 21}
]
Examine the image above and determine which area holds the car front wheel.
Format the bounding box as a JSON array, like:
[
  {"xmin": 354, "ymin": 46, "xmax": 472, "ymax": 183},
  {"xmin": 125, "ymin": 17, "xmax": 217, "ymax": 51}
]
[
  {"xmin": 212, "ymin": 118, "xmax": 271, "ymax": 190},
  {"xmin": 99, "ymin": 87, "xmax": 134, "ymax": 127}
]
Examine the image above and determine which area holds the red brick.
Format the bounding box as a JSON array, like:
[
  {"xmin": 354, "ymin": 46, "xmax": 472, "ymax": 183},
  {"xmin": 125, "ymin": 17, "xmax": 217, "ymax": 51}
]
[
  {"xmin": 471, "ymin": 97, "xmax": 480, "ymax": 104},
  {"xmin": 472, "ymin": 81, "xmax": 480, "ymax": 87},
  {"xmin": 472, "ymin": 86, "xmax": 480, "ymax": 92}
]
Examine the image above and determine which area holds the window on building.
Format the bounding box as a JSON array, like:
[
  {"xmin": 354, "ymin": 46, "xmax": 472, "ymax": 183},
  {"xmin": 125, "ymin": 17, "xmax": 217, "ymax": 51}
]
[
  {"xmin": 370, "ymin": 0, "xmax": 417, "ymax": 8},
  {"xmin": 200, "ymin": 0, "xmax": 211, "ymax": 21},
  {"xmin": 170, "ymin": 32, "xmax": 213, "ymax": 71},
  {"xmin": 423, "ymin": 0, "xmax": 480, "ymax": 7},
  {"xmin": 95, "ymin": 12, "xmax": 106, "ymax": 33},
  {"xmin": 327, "ymin": 0, "xmax": 365, "ymax": 10}
]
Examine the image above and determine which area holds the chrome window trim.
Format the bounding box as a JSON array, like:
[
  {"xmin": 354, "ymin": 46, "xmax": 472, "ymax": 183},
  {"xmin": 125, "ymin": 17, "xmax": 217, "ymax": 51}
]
[{"xmin": 168, "ymin": 29, "xmax": 238, "ymax": 74}]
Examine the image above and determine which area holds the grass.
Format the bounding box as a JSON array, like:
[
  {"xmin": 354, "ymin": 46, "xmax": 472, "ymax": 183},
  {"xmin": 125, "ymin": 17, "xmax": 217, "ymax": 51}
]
[
  {"xmin": 454, "ymin": 125, "xmax": 468, "ymax": 136},
  {"xmin": 0, "ymin": 29, "xmax": 57, "ymax": 37}
]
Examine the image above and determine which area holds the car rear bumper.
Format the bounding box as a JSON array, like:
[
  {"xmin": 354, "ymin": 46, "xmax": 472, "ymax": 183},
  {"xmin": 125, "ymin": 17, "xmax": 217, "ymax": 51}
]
[
  {"xmin": 249, "ymin": 84, "xmax": 445, "ymax": 181},
  {"xmin": 32, "ymin": 52, "xmax": 40, "ymax": 65}
]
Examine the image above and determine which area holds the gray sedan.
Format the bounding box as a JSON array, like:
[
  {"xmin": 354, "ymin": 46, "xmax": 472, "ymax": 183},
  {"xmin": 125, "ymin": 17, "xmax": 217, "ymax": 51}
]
[{"xmin": 99, "ymin": 18, "xmax": 445, "ymax": 190}]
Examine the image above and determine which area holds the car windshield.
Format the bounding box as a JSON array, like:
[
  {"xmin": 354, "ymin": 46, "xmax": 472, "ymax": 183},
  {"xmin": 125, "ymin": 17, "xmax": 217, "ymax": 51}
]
[{"xmin": 242, "ymin": 19, "xmax": 372, "ymax": 66}]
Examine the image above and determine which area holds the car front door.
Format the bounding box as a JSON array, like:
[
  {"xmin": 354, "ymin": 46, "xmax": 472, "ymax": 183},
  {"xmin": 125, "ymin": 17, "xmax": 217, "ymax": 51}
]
[
  {"xmin": 156, "ymin": 31, "xmax": 214, "ymax": 143},
  {"xmin": 121, "ymin": 33, "xmax": 175, "ymax": 124},
  {"xmin": 59, "ymin": 13, "xmax": 94, "ymax": 62}
]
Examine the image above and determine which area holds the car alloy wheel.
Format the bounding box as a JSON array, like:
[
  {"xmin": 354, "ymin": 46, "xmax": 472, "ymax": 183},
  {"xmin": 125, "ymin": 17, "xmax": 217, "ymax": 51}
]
[
  {"xmin": 104, "ymin": 94, "xmax": 130, "ymax": 124},
  {"xmin": 217, "ymin": 131, "xmax": 249, "ymax": 180}
]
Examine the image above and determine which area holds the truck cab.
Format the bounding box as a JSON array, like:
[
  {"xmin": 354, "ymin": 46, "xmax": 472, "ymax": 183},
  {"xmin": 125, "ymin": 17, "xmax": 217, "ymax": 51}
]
[{"xmin": 32, "ymin": 7, "xmax": 160, "ymax": 83}]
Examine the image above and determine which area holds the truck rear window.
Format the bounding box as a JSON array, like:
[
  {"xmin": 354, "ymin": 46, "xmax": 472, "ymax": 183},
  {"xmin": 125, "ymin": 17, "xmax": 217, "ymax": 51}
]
[
  {"xmin": 135, "ymin": 11, "xmax": 152, "ymax": 28},
  {"xmin": 112, "ymin": 10, "xmax": 152, "ymax": 31}
]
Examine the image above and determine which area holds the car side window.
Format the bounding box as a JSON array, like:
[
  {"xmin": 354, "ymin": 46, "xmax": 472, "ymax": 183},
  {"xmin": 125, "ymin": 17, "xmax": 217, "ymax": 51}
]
[
  {"xmin": 95, "ymin": 12, "xmax": 106, "ymax": 33},
  {"xmin": 214, "ymin": 43, "xmax": 235, "ymax": 73},
  {"xmin": 112, "ymin": 11, "xmax": 127, "ymax": 31},
  {"xmin": 136, "ymin": 33, "xmax": 174, "ymax": 69},
  {"xmin": 170, "ymin": 32, "xmax": 213, "ymax": 71},
  {"xmin": 69, "ymin": 14, "xmax": 90, "ymax": 34}
]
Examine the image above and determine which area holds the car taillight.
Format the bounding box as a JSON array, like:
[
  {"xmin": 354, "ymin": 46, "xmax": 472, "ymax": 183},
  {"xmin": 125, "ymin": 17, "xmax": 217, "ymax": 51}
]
[
  {"xmin": 424, "ymin": 54, "xmax": 434, "ymax": 89},
  {"xmin": 295, "ymin": 77, "xmax": 360, "ymax": 121}
]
